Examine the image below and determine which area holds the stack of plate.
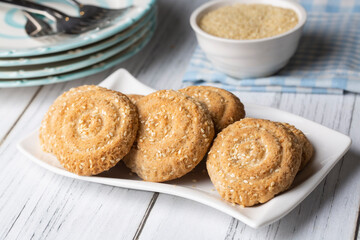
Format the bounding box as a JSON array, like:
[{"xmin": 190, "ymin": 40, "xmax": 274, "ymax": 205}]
[{"xmin": 0, "ymin": 0, "xmax": 156, "ymax": 87}]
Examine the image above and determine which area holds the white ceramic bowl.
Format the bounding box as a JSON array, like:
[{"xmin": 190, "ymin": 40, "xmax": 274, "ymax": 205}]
[{"xmin": 190, "ymin": 0, "xmax": 307, "ymax": 78}]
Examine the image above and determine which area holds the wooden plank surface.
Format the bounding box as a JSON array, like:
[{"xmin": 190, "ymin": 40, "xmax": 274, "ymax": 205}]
[
  {"xmin": 0, "ymin": 87, "xmax": 40, "ymax": 142},
  {"xmin": 0, "ymin": 0, "xmax": 359, "ymax": 239}
]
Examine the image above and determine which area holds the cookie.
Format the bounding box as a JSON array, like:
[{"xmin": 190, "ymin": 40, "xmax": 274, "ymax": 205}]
[
  {"xmin": 127, "ymin": 94, "xmax": 144, "ymax": 104},
  {"xmin": 123, "ymin": 90, "xmax": 215, "ymax": 182},
  {"xmin": 39, "ymin": 85, "xmax": 139, "ymax": 176},
  {"xmin": 39, "ymin": 85, "xmax": 102, "ymax": 153},
  {"xmin": 206, "ymin": 118, "xmax": 302, "ymax": 206},
  {"xmin": 281, "ymin": 123, "xmax": 313, "ymax": 170},
  {"xmin": 179, "ymin": 86, "xmax": 245, "ymax": 132}
]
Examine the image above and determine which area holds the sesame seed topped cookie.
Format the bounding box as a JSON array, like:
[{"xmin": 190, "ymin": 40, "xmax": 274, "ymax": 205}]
[
  {"xmin": 123, "ymin": 90, "xmax": 215, "ymax": 182},
  {"xmin": 179, "ymin": 86, "xmax": 245, "ymax": 132},
  {"xmin": 39, "ymin": 85, "xmax": 139, "ymax": 176},
  {"xmin": 39, "ymin": 85, "xmax": 102, "ymax": 153},
  {"xmin": 206, "ymin": 118, "xmax": 302, "ymax": 206},
  {"xmin": 127, "ymin": 94, "xmax": 144, "ymax": 105},
  {"xmin": 281, "ymin": 123, "xmax": 313, "ymax": 171}
]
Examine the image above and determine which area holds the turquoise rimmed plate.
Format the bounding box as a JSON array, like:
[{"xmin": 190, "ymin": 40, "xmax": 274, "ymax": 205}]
[
  {"xmin": 0, "ymin": 22, "xmax": 155, "ymax": 87},
  {"xmin": 0, "ymin": 0, "xmax": 156, "ymax": 58},
  {"xmin": 0, "ymin": 7, "xmax": 156, "ymax": 67},
  {"xmin": 0, "ymin": 17, "xmax": 155, "ymax": 79}
]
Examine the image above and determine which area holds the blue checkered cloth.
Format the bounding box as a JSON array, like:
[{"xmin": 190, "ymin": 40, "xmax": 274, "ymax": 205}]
[{"xmin": 182, "ymin": 1, "xmax": 360, "ymax": 94}]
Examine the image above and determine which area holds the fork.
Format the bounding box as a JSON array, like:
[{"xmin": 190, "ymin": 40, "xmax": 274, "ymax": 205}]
[
  {"xmin": 68, "ymin": 0, "xmax": 132, "ymax": 21},
  {"xmin": 0, "ymin": 0, "xmax": 125, "ymax": 34},
  {"xmin": 23, "ymin": 11, "xmax": 55, "ymax": 38}
]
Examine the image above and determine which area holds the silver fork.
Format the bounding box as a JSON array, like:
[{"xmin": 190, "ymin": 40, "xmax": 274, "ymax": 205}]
[
  {"xmin": 23, "ymin": 11, "xmax": 55, "ymax": 38},
  {"xmin": 68, "ymin": 0, "xmax": 133, "ymax": 21},
  {"xmin": 0, "ymin": 0, "xmax": 130, "ymax": 34}
]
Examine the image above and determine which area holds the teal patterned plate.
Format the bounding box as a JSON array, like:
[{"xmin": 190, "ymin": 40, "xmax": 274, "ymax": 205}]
[
  {"xmin": 0, "ymin": 24, "xmax": 155, "ymax": 87},
  {"xmin": 0, "ymin": 0, "xmax": 155, "ymax": 57},
  {"xmin": 0, "ymin": 8, "xmax": 155, "ymax": 67},
  {"xmin": 0, "ymin": 18, "xmax": 155, "ymax": 79}
]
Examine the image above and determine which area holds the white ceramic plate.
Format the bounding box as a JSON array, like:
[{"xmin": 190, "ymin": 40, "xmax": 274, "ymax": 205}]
[
  {"xmin": 0, "ymin": 0, "xmax": 155, "ymax": 57},
  {"xmin": 17, "ymin": 69, "xmax": 351, "ymax": 228}
]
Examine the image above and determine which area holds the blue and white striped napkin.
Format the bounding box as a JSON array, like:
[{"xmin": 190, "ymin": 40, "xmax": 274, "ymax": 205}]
[{"xmin": 182, "ymin": 1, "xmax": 360, "ymax": 94}]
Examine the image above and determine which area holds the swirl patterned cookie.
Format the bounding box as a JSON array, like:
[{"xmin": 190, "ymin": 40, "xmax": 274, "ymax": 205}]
[
  {"xmin": 179, "ymin": 86, "xmax": 245, "ymax": 132},
  {"xmin": 39, "ymin": 85, "xmax": 139, "ymax": 176},
  {"xmin": 39, "ymin": 85, "xmax": 102, "ymax": 153},
  {"xmin": 281, "ymin": 123, "xmax": 314, "ymax": 171},
  {"xmin": 123, "ymin": 90, "xmax": 215, "ymax": 182},
  {"xmin": 206, "ymin": 118, "xmax": 302, "ymax": 206}
]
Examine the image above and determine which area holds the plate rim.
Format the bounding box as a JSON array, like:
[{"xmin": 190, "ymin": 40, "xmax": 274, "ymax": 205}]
[
  {"xmin": 0, "ymin": 25, "xmax": 156, "ymax": 87},
  {"xmin": 0, "ymin": 19, "xmax": 155, "ymax": 79},
  {"xmin": 17, "ymin": 69, "xmax": 352, "ymax": 228},
  {"xmin": 0, "ymin": 8, "xmax": 156, "ymax": 67},
  {"xmin": 0, "ymin": 0, "xmax": 156, "ymax": 58}
]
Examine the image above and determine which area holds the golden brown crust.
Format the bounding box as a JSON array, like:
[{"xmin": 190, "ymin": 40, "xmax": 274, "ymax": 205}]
[
  {"xmin": 39, "ymin": 85, "xmax": 139, "ymax": 176},
  {"xmin": 179, "ymin": 86, "xmax": 245, "ymax": 132},
  {"xmin": 123, "ymin": 90, "xmax": 215, "ymax": 182},
  {"xmin": 127, "ymin": 94, "xmax": 144, "ymax": 105},
  {"xmin": 206, "ymin": 118, "xmax": 302, "ymax": 206},
  {"xmin": 39, "ymin": 85, "xmax": 102, "ymax": 153},
  {"xmin": 281, "ymin": 123, "xmax": 314, "ymax": 170}
]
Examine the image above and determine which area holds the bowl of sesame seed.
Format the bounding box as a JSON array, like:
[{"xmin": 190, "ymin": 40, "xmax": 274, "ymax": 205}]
[{"xmin": 190, "ymin": 0, "xmax": 307, "ymax": 78}]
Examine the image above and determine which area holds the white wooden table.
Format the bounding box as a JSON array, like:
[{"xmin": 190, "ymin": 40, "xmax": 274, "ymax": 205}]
[{"xmin": 0, "ymin": 0, "xmax": 359, "ymax": 239}]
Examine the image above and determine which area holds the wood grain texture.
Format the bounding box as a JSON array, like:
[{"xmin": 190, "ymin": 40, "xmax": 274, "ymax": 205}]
[
  {"xmin": 139, "ymin": 194, "xmax": 232, "ymax": 240},
  {"xmin": 119, "ymin": 0, "xmax": 202, "ymax": 91},
  {"xmin": 0, "ymin": 87, "xmax": 40, "ymax": 143},
  {"xmin": 0, "ymin": 0, "xmax": 359, "ymax": 239}
]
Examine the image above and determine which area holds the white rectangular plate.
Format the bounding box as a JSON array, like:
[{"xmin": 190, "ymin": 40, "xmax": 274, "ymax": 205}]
[{"xmin": 18, "ymin": 69, "xmax": 351, "ymax": 228}]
